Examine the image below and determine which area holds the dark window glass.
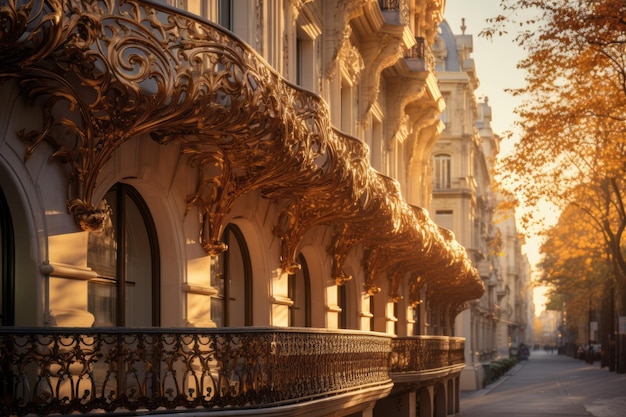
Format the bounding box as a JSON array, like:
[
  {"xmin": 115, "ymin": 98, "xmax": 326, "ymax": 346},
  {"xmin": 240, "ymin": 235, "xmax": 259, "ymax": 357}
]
[
  {"xmin": 0, "ymin": 188, "xmax": 14, "ymax": 326},
  {"xmin": 87, "ymin": 184, "xmax": 160, "ymax": 327},
  {"xmin": 338, "ymin": 283, "xmax": 347, "ymax": 329},
  {"xmin": 211, "ymin": 224, "xmax": 252, "ymax": 327},
  {"xmin": 218, "ymin": 0, "xmax": 232, "ymax": 30},
  {"xmin": 288, "ymin": 253, "xmax": 311, "ymax": 327}
]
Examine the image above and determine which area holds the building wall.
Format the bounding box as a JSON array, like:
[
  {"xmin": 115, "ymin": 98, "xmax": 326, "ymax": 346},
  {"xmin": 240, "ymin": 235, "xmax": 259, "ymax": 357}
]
[{"xmin": 430, "ymin": 20, "xmax": 532, "ymax": 390}]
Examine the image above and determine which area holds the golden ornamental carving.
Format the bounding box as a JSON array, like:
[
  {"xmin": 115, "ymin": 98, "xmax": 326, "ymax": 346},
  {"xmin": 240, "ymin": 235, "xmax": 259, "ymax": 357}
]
[{"xmin": 0, "ymin": 0, "xmax": 483, "ymax": 304}]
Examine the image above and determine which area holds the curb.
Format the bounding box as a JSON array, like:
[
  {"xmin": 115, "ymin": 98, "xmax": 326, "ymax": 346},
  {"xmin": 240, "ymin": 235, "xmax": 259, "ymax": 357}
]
[{"xmin": 463, "ymin": 360, "xmax": 527, "ymax": 398}]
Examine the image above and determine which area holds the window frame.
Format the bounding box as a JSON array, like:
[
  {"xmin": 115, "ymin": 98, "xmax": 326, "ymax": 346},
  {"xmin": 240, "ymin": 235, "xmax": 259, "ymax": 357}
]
[
  {"xmin": 433, "ymin": 153, "xmax": 452, "ymax": 189},
  {"xmin": 288, "ymin": 253, "xmax": 311, "ymax": 327},
  {"xmin": 212, "ymin": 224, "xmax": 253, "ymax": 327},
  {"xmin": 87, "ymin": 183, "xmax": 161, "ymax": 327}
]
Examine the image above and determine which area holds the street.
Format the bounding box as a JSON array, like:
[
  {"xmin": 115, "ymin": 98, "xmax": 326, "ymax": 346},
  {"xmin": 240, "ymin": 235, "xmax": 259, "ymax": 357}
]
[{"xmin": 459, "ymin": 350, "xmax": 626, "ymax": 417}]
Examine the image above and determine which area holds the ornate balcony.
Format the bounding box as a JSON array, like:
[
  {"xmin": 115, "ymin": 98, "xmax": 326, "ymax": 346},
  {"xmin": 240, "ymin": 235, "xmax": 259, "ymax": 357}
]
[
  {"xmin": 378, "ymin": 0, "xmax": 410, "ymax": 26},
  {"xmin": 403, "ymin": 37, "xmax": 436, "ymax": 72},
  {"xmin": 0, "ymin": 328, "xmax": 393, "ymax": 416},
  {"xmin": 390, "ymin": 336, "xmax": 465, "ymax": 384},
  {"xmin": 0, "ymin": 328, "xmax": 465, "ymax": 416},
  {"xmin": 0, "ymin": 0, "xmax": 483, "ymax": 304}
]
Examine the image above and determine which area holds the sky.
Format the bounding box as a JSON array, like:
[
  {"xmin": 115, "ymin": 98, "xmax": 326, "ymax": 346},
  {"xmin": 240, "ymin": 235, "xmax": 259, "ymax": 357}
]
[
  {"xmin": 443, "ymin": 0, "xmax": 553, "ymax": 313},
  {"xmin": 443, "ymin": 0, "xmax": 526, "ymax": 136}
]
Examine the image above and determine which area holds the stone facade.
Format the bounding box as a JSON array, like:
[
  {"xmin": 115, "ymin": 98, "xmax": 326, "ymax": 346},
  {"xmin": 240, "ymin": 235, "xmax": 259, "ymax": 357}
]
[{"xmin": 430, "ymin": 19, "xmax": 533, "ymax": 390}]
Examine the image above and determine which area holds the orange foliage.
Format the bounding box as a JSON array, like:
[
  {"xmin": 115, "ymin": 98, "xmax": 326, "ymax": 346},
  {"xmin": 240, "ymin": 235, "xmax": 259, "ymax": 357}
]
[{"xmin": 484, "ymin": 0, "xmax": 626, "ymax": 309}]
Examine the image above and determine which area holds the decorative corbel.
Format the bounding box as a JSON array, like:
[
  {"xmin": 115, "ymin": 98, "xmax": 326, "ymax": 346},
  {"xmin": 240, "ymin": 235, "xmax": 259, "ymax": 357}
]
[
  {"xmin": 327, "ymin": 223, "xmax": 360, "ymax": 285},
  {"xmin": 181, "ymin": 146, "xmax": 236, "ymax": 255},
  {"xmin": 384, "ymin": 74, "xmax": 428, "ymax": 148},
  {"xmin": 323, "ymin": 0, "xmax": 367, "ymax": 80},
  {"xmin": 404, "ymin": 102, "xmax": 442, "ymax": 173},
  {"xmin": 272, "ymin": 198, "xmax": 304, "ymax": 274},
  {"xmin": 362, "ymin": 245, "xmax": 384, "ymax": 296},
  {"xmin": 409, "ymin": 276, "xmax": 424, "ymax": 307},
  {"xmin": 359, "ymin": 34, "xmax": 405, "ymax": 125},
  {"xmin": 388, "ymin": 264, "xmax": 406, "ymax": 303}
]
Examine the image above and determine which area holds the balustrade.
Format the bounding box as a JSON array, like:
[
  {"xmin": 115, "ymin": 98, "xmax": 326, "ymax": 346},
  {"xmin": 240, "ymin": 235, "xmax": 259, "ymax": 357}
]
[
  {"xmin": 0, "ymin": 328, "xmax": 391, "ymax": 415},
  {"xmin": 0, "ymin": 328, "xmax": 465, "ymax": 415},
  {"xmin": 404, "ymin": 37, "xmax": 436, "ymax": 72},
  {"xmin": 390, "ymin": 336, "xmax": 465, "ymax": 374}
]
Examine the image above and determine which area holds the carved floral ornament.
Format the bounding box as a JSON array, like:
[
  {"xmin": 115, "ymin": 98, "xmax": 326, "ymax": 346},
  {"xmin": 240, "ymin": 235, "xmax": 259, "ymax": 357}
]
[{"xmin": 0, "ymin": 0, "xmax": 482, "ymax": 303}]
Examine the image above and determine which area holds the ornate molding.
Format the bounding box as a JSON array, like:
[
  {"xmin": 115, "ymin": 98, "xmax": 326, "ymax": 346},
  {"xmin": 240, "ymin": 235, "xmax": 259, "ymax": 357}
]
[
  {"xmin": 336, "ymin": 36, "xmax": 365, "ymax": 84},
  {"xmin": 323, "ymin": 0, "xmax": 367, "ymax": 79},
  {"xmin": 359, "ymin": 33, "xmax": 405, "ymax": 124}
]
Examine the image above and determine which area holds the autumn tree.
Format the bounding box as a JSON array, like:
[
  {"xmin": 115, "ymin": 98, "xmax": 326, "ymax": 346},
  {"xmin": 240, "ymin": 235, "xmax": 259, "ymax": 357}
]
[
  {"xmin": 538, "ymin": 199, "xmax": 610, "ymax": 342},
  {"xmin": 484, "ymin": 0, "xmax": 626, "ymax": 329}
]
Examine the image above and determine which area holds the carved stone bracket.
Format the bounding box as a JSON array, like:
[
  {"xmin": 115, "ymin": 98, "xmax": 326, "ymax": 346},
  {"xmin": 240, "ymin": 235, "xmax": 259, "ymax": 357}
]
[
  {"xmin": 323, "ymin": 0, "xmax": 368, "ymax": 80},
  {"xmin": 358, "ymin": 34, "xmax": 405, "ymax": 125},
  {"xmin": 383, "ymin": 70, "xmax": 428, "ymax": 147}
]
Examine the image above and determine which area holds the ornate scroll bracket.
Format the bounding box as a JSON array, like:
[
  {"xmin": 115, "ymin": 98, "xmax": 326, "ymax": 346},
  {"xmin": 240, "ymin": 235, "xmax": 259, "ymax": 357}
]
[
  {"xmin": 362, "ymin": 245, "xmax": 384, "ymax": 296},
  {"xmin": 327, "ymin": 224, "xmax": 360, "ymax": 286},
  {"xmin": 359, "ymin": 34, "xmax": 405, "ymax": 126}
]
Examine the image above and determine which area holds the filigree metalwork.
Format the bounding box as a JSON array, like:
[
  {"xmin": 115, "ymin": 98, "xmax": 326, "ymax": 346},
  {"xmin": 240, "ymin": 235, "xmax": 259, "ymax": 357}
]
[
  {"xmin": 390, "ymin": 336, "xmax": 460, "ymax": 374},
  {"xmin": 0, "ymin": 0, "xmax": 483, "ymax": 301},
  {"xmin": 0, "ymin": 328, "xmax": 392, "ymax": 415}
]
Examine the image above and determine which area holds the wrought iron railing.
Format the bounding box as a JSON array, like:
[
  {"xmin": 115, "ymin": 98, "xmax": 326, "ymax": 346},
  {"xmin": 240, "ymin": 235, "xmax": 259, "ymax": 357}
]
[
  {"xmin": 478, "ymin": 348, "xmax": 498, "ymax": 363},
  {"xmin": 0, "ymin": 328, "xmax": 392, "ymax": 416},
  {"xmin": 404, "ymin": 37, "xmax": 436, "ymax": 72},
  {"xmin": 378, "ymin": 0, "xmax": 409, "ymax": 25},
  {"xmin": 449, "ymin": 337, "xmax": 466, "ymax": 366},
  {"xmin": 390, "ymin": 336, "xmax": 465, "ymax": 374}
]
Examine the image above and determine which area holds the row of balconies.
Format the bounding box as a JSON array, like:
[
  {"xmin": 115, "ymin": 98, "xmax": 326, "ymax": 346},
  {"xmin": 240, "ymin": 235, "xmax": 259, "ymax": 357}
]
[{"xmin": 0, "ymin": 328, "xmax": 464, "ymax": 416}]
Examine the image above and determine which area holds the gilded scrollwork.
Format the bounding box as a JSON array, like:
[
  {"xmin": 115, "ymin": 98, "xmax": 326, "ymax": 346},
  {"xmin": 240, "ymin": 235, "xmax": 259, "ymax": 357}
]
[{"xmin": 0, "ymin": 0, "xmax": 483, "ymax": 303}]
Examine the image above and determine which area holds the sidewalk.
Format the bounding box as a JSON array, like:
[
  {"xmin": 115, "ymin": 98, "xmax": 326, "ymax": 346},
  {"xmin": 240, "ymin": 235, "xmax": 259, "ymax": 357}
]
[{"xmin": 458, "ymin": 350, "xmax": 626, "ymax": 417}]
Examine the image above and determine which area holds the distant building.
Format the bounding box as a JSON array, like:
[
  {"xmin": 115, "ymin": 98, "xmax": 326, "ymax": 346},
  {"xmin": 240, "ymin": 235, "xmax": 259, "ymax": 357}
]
[{"xmin": 430, "ymin": 19, "xmax": 533, "ymax": 390}]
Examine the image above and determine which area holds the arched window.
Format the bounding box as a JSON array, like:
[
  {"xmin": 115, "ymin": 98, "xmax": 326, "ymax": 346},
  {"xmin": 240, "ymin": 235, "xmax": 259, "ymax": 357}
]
[
  {"xmin": 87, "ymin": 184, "xmax": 160, "ymax": 327},
  {"xmin": 0, "ymin": 188, "xmax": 14, "ymax": 326},
  {"xmin": 433, "ymin": 154, "xmax": 451, "ymax": 189},
  {"xmin": 288, "ymin": 253, "xmax": 311, "ymax": 327},
  {"xmin": 211, "ymin": 224, "xmax": 252, "ymax": 327}
]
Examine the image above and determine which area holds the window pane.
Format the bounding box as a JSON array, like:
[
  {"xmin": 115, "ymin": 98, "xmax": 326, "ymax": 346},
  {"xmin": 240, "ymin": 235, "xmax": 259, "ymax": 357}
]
[
  {"xmin": 338, "ymin": 284, "xmax": 347, "ymax": 329},
  {"xmin": 88, "ymin": 280, "xmax": 116, "ymax": 327},
  {"xmin": 434, "ymin": 154, "xmax": 451, "ymax": 189},
  {"xmin": 87, "ymin": 185, "xmax": 158, "ymax": 327},
  {"xmin": 289, "ymin": 254, "xmax": 310, "ymax": 327},
  {"xmin": 218, "ymin": 0, "xmax": 232, "ymax": 29},
  {"xmin": 213, "ymin": 224, "xmax": 251, "ymax": 327},
  {"xmin": 211, "ymin": 297, "xmax": 224, "ymax": 328},
  {"xmin": 227, "ymin": 230, "xmax": 246, "ymax": 327},
  {"xmin": 124, "ymin": 193, "xmax": 152, "ymax": 327}
]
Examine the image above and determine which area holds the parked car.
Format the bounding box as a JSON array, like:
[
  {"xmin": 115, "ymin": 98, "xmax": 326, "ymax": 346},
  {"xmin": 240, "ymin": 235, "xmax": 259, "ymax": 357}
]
[
  {"xmin": 591, "ymin": 344, "xmax": 603, "ymax": 361},
  {"xmin": 578, "ymin": 344, "xmax": 603, "ymax": 361}
]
